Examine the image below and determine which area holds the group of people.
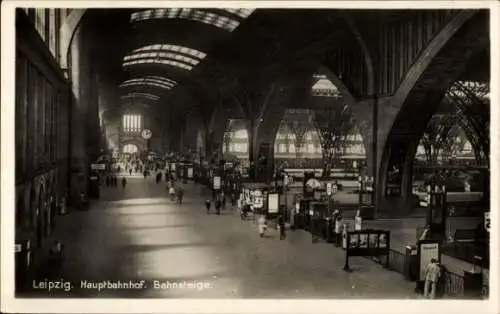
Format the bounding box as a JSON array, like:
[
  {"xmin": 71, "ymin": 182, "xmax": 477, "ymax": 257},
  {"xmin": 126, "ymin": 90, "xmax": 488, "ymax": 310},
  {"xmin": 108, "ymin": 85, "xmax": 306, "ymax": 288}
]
[
  {"xmin": 205, "ymin": 192, "xmax": 227, "ymax": 215},
  {"xmin": 105, "ymin": 175, "xmax": 127, "ymax": 189},
  {"xmin": 256, "ymin": 213, "xmax": 287, "ymax": 239},
  {"xmin": 167, "ymin": 180, "xmax": 184, "ymax": 204}
]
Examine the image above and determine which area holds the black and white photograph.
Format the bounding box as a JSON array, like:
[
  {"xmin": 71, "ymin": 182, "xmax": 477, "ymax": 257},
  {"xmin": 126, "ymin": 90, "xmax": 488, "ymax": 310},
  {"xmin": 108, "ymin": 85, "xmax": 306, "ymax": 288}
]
[{"xmin": 1, "ymin": 1, "xmax": 498, "ymax": 313}]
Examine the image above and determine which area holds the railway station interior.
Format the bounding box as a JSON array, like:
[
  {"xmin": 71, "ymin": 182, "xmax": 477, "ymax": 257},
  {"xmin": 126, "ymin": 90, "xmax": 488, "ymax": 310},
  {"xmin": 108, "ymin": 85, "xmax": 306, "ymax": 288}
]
[{"xmin": 11, "ymin": 7, "xmax": 492, "ymax": 299}]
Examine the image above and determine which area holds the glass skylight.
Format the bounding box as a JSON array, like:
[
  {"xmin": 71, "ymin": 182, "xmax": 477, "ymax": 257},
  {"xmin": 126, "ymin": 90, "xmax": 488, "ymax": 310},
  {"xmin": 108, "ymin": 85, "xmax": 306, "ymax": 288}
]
[
  {"xmin": 121, "ymin": 93, "xmax": 160, "ymax": 101},
  {"xmin": 123, "ymin": 44, "xmax": 206, "ymax": 71},
  {"xmin": 223, "ymin": 8, "xmax": 255, "ymax": 19},
  {"xmin": 130, "ymin": 8, "xmax": 254, "ymax": 32},
  {"xmin": 123, "ymin": 59, "xmax": 194, "ymax": 71},
  {"xmin": 120, "ymin": 76, "xmax": 178, "ymax": 90},
  {"xmin": 312, "ymin": 74, "xmax": 341, "ymax": 98}
]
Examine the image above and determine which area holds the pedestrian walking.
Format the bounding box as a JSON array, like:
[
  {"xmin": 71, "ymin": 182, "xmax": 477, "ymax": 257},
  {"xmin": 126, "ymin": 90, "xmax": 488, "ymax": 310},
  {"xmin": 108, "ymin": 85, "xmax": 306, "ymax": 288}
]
[
  {"xmin": 205, "ymin": 199, "xmax": 211, "ymax": 213},
  {"xmin": 121, "ymin": 177, "xmax": 127, "ymax": 189},
  {"xmin": 215, "ymin": 198, "xmax": 222, "ymax": 215},
  {"xmin": 258, "ymin": 215, "xmax": 268, "ymax": 238},
  {"xmin": 278, "ymin": 213, "xmax": 286, "ymax": 240},
  {"xmin": 169, "ymin": 186, "xmax": 176, "ymax": 201},
  {"xmin": 424, "ymin": 258, "xmax": 441, "ymax": 299},
  {"xmin": 177, "ymin": 188, "xmax": 184, "ymax": 205},
  {"xmin": 221, "ymin": 191, "xmax": 226, "ymax": 210},
  {"xmin": 334, "ymin": 210, "xmax": 343, "ymax": 247}
]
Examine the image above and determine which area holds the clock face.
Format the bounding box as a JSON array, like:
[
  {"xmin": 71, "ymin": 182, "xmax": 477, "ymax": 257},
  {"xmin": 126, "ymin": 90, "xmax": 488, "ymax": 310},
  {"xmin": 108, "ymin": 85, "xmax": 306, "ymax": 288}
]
[{"xmin": 141, "ymin": 129, "xmax": 152, "ymax": 139}]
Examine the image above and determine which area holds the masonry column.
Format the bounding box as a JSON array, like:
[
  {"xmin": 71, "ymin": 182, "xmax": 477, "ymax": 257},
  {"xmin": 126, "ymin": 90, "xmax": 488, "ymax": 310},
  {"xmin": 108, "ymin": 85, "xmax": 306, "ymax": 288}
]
[
  {"xmin": 207, "ymin": 105, "xmax": 231, "ymax": 162},
  {"xmin": 68, "ymin": 25, "xmax": 91, "ymax": 204},
  {"xmin": 251, "ymin": 104, "xmax": 285, "ymax": 182}
]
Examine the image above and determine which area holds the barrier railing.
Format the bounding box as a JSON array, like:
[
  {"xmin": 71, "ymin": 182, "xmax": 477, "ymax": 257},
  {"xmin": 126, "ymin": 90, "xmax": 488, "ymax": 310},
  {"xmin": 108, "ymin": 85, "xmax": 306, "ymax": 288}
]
[
  {"xmin": 443, "ymin": 271, "xmax": 464, "ymax": 297},
  {"xmin": 388, "ymin": 249, "xmax": 406, "ymax": 274},
  {"xmin": 384, "ymin": 249, "xmax": 489, "ymax": 299}
]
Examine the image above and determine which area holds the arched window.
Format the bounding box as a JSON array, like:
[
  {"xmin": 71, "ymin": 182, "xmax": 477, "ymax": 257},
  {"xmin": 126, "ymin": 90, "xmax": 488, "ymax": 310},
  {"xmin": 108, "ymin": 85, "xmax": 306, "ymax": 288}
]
[
  {"xmin": 122, "ymin": 114, "xmax": 142, "ymax": 133},
  {"xmin": 123, "ymin": 144, "xmax": 139, "ymax": 154}
]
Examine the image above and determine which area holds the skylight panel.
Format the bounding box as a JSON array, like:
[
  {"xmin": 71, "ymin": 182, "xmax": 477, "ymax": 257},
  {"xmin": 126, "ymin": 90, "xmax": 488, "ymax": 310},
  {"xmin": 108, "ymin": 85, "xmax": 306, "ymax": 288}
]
[
  {"xmin": 130, "ymin": 8, "xmax": 249, "ymax": 32},
  {"xmin": 223, "ymin": 8, "xmax": 255, "ymax": 19},
  {"xmin": 121, "ymin": 93, "xmax": 160, "ymax": 101},
  {"xmin": 123, "ymin": 44, "xmax": 206, "ymax": 71},
  {"xmin": 122, "ymin": 81, "xmax": 173, "ymax": 90}
]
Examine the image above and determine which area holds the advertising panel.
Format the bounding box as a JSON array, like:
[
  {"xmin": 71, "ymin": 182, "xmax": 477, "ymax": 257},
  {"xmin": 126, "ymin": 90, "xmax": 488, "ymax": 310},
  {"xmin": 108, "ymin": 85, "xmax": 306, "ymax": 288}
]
[
  {"xmin": 268, "ymin": 193, "xmax": 279, "ymax": 213},
  {"xmin": 213, "ymin": 176, "xmax": 221, "ymax": 190},
  {"xmin": 254, "ymin": 190, "xmax": 263, "ymax": 208},
  {"xmin": 419, "ymin": 242, "xmax": 440, "ymax": 281}
]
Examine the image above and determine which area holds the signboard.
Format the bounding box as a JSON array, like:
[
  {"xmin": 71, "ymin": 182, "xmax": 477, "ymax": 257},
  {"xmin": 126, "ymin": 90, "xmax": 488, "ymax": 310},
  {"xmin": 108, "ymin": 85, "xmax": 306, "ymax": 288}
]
[
  {"xmin": 15, "ymin": 244, "xmax": 21, "ymax": 253},
  {"xmin": 141, "ymin": 129, "xmax": 152, "ymax": 140},
  {"xmin": 295, "ymin": 202, "xmax": 300, "ymax": 214},
  {"xmin": 327, "ymin": 182, "xmax": 333, "ymax": 196},
  {"xmin": 254, "ymin": 190, "xmax": 263, "ymax": 208},
  {"xmin": 419, "ymin": 241, "xmax": 440, "ymax": 281},
  {"xmin": 306, "ymin": 178, "xmax": 321, "ymax": 189},
  {"xmin": 187, "ymin": 168, "xmax": 193, "ymax": 179},
  {"xmin": 213, "ymin": 176, "xmax": 221, "ymax": 190},
  {"xmin": 345, "ymin": 230, "xmax": 390, "ymax": 256},
  {"xmin": 268, "ymin": 193, "xmax": 279, "ymax": 213},
  {"xmin": 224, "ymin": 162, "xmax": 234, "ymax": 170},
  {"xmin": 91, "ymin": 164, "xmax": 106, "ymax": 170},
  {"xmin": 484, "ymin": 212, "xmax": 490, "ymax": 232}
]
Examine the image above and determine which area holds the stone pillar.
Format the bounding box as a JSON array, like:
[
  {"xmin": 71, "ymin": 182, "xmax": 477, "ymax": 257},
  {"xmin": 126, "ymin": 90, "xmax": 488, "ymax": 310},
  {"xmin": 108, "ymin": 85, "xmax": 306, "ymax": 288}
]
[
  {"xmin": 251, "ymin": 104, "xmax": 285, "ymax": 182},
  {"xmin": 68, "ymin": 26, "xmax": 90, "ymax": 204}
]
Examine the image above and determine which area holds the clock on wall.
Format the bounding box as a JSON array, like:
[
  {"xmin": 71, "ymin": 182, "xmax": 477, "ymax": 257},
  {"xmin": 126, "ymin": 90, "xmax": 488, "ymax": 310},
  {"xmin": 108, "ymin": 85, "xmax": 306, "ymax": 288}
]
[{"xmin": 141, "ymin": 129, "xmax": 152, "ymax": 140}]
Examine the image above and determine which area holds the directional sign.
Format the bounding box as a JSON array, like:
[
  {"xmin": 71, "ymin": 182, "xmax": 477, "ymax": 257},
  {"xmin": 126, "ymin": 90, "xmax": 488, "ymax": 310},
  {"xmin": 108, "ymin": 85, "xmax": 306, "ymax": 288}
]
[
  {"xmin": 91, "ymin": 164, "xmax": 106, "ymax": 170},
  {"xmin": 141, "ymin": 129, "xmax": 152, "ymax": 140},
  {"xmin": 484, "ymin": 212, "xmax": 490, "ymax": 232}
]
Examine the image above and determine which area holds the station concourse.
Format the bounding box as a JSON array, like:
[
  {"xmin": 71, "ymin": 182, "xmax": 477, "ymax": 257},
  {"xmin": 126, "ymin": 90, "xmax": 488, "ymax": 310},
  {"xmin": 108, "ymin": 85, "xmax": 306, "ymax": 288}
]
[{"xmin": 11, "ymin": 7, "xmax": 491, "ymax": 300}]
